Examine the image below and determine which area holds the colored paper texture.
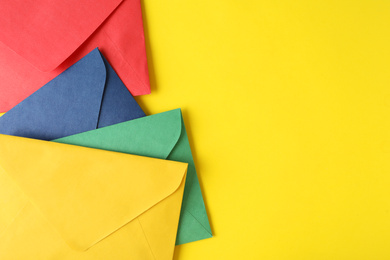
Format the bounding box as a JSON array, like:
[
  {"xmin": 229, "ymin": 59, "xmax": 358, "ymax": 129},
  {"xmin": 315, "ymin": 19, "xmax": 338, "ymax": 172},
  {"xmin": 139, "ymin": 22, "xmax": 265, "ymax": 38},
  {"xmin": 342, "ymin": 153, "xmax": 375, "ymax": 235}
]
[
  {"xmin": 0, "ymin": 0, "xmax": 150, "ymax": 112},
  {"xmin": 0, "ymin": 48, "xmax": 145, "ymax": 140},
  {"xmin": 55, "ymin": 109, "xmax": 212, "ymax": 245},
  {"xmin": 0, "ymin": 134, "xmax": 187, "ymax": 259}
]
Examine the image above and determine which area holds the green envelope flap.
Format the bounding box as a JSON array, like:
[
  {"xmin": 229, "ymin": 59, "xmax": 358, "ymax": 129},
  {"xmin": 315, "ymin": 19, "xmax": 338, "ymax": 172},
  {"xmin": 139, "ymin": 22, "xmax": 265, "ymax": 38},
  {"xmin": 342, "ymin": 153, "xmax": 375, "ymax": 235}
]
[
  {"xmin": 55, "ymin": 109, "xmax": 182, "ymax": 160},
  {"xmin": 55, "ymin": 109, "xmax": 212, "ymax": 245}
]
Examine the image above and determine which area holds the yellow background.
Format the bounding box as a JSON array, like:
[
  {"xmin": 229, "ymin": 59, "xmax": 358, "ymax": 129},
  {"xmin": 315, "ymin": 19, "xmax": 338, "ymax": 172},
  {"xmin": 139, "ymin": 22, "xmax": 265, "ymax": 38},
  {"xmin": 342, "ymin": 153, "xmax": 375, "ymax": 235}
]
[
  {"xmin": 137, "ymin": 0, "xmax": 390, "ymax": 259},
  {"xmin": 2, "ymin": 0, "xmax": 390, "ymax": 259}
]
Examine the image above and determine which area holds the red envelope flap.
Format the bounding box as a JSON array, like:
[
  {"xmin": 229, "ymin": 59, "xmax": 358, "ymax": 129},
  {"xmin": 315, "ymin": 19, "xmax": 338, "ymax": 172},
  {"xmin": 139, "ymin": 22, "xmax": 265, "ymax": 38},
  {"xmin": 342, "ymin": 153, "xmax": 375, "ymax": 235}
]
[{"xmin": 0, "ymin": 0, "xmax": 123, "ymax": 72}]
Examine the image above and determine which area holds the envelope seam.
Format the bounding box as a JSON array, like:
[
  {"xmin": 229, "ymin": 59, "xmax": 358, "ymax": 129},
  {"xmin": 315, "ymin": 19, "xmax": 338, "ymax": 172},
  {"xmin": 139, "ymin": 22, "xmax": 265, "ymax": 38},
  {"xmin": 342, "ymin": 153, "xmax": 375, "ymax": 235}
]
[
  {"xmin": 16, "ymin": 0, "xmax": 125, "ymax": 72},
  {"xmin": 183, "ymin": 209, "xmax": 212, "ymax": 236},
  {"xmin": 0, "ymin": 162, "xmax": 31, "ymax": 238},
  {"xmin": 165, "ymin": 112, "xmax": 184, "ymax": 159},
  {"xmin": 103, "ymin": 30, "xmax": 148, "ymax": 90},
  {"xmin": 95, "ymin": 51, "xmax": 109, "ymax": 129},
  {"xmin": 137, "ymin": 218, "xmax": 157, "ymax": 260},
  {"xmin": 0, "ymin": 202, "xmax": 28, "ymax": 238}
]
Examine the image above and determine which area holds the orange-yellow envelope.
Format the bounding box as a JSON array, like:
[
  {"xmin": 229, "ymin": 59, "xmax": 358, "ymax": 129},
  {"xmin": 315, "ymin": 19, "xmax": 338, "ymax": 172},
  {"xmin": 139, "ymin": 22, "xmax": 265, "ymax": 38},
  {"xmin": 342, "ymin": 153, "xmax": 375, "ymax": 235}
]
[{"xmin": 0, "ymin": 134, "xmax": 187, "ymax": 260}]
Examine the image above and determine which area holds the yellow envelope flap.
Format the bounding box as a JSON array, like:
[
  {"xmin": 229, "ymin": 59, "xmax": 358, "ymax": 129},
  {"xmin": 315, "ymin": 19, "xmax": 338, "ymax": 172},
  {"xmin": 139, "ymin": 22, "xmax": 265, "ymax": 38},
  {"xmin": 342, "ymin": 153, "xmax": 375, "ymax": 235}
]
[{"xmin": 0, "ymin": 134, "xmax": 187, "ymax": 251}]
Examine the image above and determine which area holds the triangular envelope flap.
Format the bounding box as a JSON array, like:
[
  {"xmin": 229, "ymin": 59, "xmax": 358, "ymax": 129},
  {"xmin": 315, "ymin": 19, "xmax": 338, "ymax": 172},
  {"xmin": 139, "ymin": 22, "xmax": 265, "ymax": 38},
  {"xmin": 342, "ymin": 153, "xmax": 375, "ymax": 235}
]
[
  {"xmin": 0, "ymin": 134, "xmax": 187, "ymax": 251},
  {"xmin": 97, "ymin": 55, "xmax": 146, "ymax": 128},
  {"xmin": 55, "ymin": 109, "xmax": 183, "ymax": 159},
  {"xmin": 0, "ymin": 49, "xmax": 106, "ymax": 141},
  {"xmin": 0, "ymin": 0, "xmax": 123, "ymax": 71}
]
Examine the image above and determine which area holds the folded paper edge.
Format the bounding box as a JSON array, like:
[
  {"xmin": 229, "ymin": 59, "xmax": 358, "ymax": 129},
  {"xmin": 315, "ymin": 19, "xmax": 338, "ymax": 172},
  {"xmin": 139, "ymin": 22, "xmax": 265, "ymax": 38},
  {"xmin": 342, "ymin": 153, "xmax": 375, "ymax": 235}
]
[
  {"xmin": 0, "ymin": 48, "xmax": 107, "ymax": 141},
  {"xmin": 0, "ymin": 1, "xmax": 125, "ymax": 72},
  {"xmin": 94, "ymin": 50, "xmax": 109, "ymax": 129},
  {"xmin": 0, "ymin": 134, "xmax": 188, "ymax": 252},
  {"xmin": 162, "ymin": 109, "xmax": 183, "ymax": 160},
  {"xmin": 54, "ymin": 108, "xmax": 183, "ymax": 160},
  {"xmin": 83, "ymin": 168, "xmax": 188, "ymax": 252}
]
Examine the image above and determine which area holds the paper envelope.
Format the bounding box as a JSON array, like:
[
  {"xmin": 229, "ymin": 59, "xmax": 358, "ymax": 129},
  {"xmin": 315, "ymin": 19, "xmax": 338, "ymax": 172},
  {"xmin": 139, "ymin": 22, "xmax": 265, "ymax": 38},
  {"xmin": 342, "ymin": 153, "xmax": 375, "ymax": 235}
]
[
  {"xmin": 0, "ymin": 48, "xmax": 145, "ymax": 141},
  {"xmin": 55, "ymin": 109, "xmax": 212, "ymax": 245},
  {"xmin": 0, "ymin": 134, "xmax": 187, "ymax": 259},
  {"xmin": 0, "ymin": 0, "xmax": 150, "ymax": 112}
]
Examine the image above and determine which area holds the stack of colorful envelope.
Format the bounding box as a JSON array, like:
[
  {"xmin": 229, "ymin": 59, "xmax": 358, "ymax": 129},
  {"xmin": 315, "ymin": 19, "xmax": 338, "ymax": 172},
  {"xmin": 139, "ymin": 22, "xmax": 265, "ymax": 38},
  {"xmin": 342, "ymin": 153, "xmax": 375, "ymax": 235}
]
[{"xmin": 0, "ymin": 1, "xmax": 211, "ymax": 259}]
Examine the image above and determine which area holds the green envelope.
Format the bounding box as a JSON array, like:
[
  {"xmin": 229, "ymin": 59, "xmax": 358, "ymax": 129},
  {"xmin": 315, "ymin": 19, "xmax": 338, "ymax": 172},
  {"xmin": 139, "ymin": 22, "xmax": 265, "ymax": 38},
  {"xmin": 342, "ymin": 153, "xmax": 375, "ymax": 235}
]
[{"xmin": 54, "ymin": 108, "xmax": 212, "ymax": 245}]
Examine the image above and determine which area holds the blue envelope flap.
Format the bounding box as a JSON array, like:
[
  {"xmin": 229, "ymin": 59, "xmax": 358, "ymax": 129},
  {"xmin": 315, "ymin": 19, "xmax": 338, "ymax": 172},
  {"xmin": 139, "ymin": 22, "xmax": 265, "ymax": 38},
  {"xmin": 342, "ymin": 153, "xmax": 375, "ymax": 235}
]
[
  {"xmin": 0, "ymin": 49, "xmax": 106, "ymax": 140},
  {"xmin": 97, "ymin": 55, "xmax": 145, "ymax": 128},
  {"xmin": 0, "ymin": 49, "xmax": 145, "ymax": 141}
]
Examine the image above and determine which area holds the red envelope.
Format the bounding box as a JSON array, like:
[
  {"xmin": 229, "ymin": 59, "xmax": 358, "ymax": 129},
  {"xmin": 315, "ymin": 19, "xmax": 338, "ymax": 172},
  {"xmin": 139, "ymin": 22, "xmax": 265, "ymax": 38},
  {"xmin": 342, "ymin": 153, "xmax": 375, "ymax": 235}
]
[{"xmin": 0, "ymin": 0, "xmax": 150, "ymax": 112}]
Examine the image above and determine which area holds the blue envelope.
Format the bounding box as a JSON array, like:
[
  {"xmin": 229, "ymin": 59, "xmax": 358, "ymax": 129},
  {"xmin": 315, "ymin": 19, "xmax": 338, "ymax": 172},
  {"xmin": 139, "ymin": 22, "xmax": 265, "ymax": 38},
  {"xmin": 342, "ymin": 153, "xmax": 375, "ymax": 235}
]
[{"xmin": 0, "ymin": 49, "xmax": 145, "ymax": 140}]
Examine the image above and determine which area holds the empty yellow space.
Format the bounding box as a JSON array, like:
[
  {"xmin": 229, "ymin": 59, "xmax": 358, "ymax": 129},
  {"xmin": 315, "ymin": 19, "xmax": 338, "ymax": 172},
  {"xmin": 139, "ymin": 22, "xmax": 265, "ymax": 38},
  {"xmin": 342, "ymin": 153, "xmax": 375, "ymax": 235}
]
[{"xmin": 137, "ymin": 0, "xmax": 390, "ymax": 259}]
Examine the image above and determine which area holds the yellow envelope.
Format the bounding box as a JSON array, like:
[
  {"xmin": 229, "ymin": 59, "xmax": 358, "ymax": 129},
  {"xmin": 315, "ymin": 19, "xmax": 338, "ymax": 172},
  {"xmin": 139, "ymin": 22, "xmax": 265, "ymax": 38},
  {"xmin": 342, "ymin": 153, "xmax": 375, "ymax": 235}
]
[{"xmin": 0, "ymin": 134, "xmax": 187, "ymax": 259}]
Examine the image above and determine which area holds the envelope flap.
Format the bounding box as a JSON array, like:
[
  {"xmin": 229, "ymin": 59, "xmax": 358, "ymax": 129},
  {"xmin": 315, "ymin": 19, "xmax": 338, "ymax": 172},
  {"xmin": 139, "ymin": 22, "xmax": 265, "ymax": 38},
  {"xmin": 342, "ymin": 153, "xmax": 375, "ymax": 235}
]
[
  {"xmin": 0, "ymin": 0, "xmax": 123, "ymax": 71},
  {"xmin": 0, "ymin": 49, "xmax": 107, "ymax": 141},
  {"xmin": 0, "ymin": 134, "xmax": 187, "ymax": 251},
  {"xmin": 55, "ymin": 109, "xmax": 183, "ymax": 160}
]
